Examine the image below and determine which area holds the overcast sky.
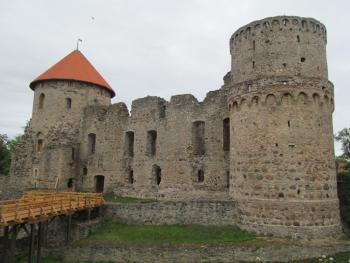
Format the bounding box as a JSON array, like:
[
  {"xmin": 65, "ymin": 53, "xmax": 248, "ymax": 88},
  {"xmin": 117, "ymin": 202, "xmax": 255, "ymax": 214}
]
[{"xmin": 0, "ymin": 0, "xmax": 349, "ymax": 154}]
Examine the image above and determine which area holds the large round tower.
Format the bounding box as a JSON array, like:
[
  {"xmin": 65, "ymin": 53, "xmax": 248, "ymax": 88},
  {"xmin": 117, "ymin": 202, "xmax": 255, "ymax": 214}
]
[{"xmin": 228, "ymin": 16, "xmax": 342, "ymax": 238}]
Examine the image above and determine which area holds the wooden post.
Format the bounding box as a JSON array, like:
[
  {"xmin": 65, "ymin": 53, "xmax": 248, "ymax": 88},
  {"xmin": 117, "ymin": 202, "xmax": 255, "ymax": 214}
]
[
  {"xmin": 9, "ymin": 225, "xmax": 18, "ymax": 263},
  {"xmin": 66, "ymin": 215, "xmax": 72, "ymax": 245},
  {"xmin": 28, "ymin": 224, "xmax": 35, "ymax": 263},
  {"xmin": 36, "ymin": 222, "xmax": 42, "ymax": 263},
  {"xmin": 2, "ymin": 226, "xmax": 9, "ymax": 263}
]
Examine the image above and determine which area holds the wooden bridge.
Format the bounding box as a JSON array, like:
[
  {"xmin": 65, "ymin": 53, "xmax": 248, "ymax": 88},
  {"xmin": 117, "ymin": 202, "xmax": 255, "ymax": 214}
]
[{"xmin": 0, "ymin": 190, "xmax": 105, "ymax": 263}]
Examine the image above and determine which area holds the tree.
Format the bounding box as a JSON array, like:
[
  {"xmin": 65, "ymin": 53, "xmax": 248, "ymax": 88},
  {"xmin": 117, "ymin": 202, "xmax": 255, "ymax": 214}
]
[
  {"xmin": 0, "ymin": 134, "xmax": 11, "ymax": 175},
  {"xmin": 0, "ymin": 134, "xmax": 22, "ymax": 175},
  {"xmin": 335, "ymin": 128, "xmax": 350, "ymax": 161}
]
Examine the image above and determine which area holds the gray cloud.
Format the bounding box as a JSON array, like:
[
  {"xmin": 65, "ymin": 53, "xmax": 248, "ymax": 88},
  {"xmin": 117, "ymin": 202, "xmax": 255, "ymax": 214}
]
[{"xmin": 0, "ymin": 0, "xmax": 349, "ymax": 154}]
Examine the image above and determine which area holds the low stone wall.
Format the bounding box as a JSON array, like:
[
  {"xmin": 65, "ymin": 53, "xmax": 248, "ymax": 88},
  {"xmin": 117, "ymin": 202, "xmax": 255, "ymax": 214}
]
[
  {"xmin": 104, "ymin": 201, "xmax": 238, "ymax": 225},
  {"xmin": 62, "ymin": 240, "xmax": 350, "ymax": 263}
]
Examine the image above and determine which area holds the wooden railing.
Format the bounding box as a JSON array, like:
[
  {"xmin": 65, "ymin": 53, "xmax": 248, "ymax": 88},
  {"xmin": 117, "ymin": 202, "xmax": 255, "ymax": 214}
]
[{"xmin": 0, "ymin": 191, "xmax": 105, "ymax": 227}]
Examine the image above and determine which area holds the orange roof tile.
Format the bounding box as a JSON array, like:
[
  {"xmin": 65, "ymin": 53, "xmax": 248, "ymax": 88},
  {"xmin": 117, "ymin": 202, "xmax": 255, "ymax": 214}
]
[{"xmin": 30, "ymin": 50, "xmax": 115, "ymax": 98}]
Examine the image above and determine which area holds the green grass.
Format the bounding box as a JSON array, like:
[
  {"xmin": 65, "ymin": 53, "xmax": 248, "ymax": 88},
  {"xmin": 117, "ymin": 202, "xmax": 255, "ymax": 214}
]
[
  {"xmin": 86, "ymin": 222, "xmax": 256, "ymax": 244},
  {"xmin": 103, "ymin": 193, "xmax": 155, "ymax": 203}
]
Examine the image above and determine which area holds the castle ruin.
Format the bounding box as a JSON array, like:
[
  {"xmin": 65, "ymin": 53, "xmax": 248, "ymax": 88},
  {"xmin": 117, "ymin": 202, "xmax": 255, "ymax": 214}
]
[{"xmin": 6, "ymin": 16, "xmax": 343, "ymax": 238}]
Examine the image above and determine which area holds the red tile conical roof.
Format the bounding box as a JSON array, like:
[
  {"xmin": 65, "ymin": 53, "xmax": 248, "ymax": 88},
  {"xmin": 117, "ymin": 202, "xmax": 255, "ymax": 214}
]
[{"xmin": 30, "ymin": 50, "xmax": 115, "ymax": 98}]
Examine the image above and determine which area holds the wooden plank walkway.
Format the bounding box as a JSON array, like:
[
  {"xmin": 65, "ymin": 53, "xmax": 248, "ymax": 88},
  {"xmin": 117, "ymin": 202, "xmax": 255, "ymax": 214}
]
[{"xmin": 0, "ymin": 190, "xmax": 105, "ymax": 228}]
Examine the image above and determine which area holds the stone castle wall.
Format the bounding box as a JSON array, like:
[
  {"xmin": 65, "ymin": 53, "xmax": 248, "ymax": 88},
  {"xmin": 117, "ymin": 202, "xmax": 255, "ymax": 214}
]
[{"xmin": 4, "ymin": 15, "xmax": 343, "ymax": 238}]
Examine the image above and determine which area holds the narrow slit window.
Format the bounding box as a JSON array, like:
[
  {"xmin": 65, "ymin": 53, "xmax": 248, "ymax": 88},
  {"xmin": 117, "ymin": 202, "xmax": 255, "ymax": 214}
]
[
  {"xmin": 198, "ymin": 170, "xmax": 204, "ymax": 183},
  {"xmin": 223, "ymin": 118, "xmax": 230, "ymax": 151},
  {"xmin": 88, "ymin": 133, "xmax": 96, "ymax": 154},
  {"xmin": 66, "ymin": 98, "xmax": 72, "ymax": 110},
  {"xmin": 125, "ymin": 131, "xmax": 134, "ymax": 157},
  {"xmin": 39, "ymin": 93, "xmax": 45, "ymax": 109}
]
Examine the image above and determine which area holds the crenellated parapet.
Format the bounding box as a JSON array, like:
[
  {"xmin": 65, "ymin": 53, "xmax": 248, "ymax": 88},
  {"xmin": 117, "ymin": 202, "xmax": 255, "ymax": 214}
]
[{"xmin": 229, "ymin": 16, "xmax": 328, "ymax": 85}]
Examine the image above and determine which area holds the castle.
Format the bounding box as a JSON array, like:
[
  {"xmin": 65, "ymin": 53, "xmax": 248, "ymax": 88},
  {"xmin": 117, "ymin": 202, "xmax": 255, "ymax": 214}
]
[{"xmin": 6, "ymin": 16, "xmax": 343, "ymax": 238}]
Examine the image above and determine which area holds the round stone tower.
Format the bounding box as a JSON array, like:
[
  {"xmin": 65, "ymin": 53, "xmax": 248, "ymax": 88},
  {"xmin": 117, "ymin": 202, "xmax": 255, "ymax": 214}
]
[
  {"xmin": 30, "ymin": 50, "xmax": 115, "ymax": 134},
  {"xmin": 228, "ymin": 16, "xmax": 342, "ymax": 238}
]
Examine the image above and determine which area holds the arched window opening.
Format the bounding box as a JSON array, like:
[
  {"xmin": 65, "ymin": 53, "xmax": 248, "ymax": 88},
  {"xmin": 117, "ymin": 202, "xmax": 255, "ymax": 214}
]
[
  {"xmin": 88, "ymin": 133, "xmax": 96, "ymax": 154},
  {"xmin": 152, "ymin": 165, "xmax": 161, "ymax": 185},
  {"xmin": 223, "ymin": 118, "xmax": 230, "ymax": 151},
  {"xmin": 67, "ymin": 178, "xmax": 73, "ymax": 188},
  {"xmin": 37, "ymin": 139, "xmax": 43, "ymax": 152},
  {"xmin": 146, "ymin": 130, "xmax": 157, "ymax": 156},
  {"xmin": 66, "ymin": 98, "xmax": 72, "ymax": 110},
  {"xmin": 39, "ymin": 93, "xmax": 45, "ymax": 109},
  {"xmin": 128, "ymin": 169, "xmax": 134, "ymax": 184},
  {"xmin": 125, "ymin": 131, "xmax": 134, "ymax": 157},
  {"xmin": 192, "ymin": 121, "xmax": 205, "ymax": 156},
  {"xmin": 197, "ymin": 169, "xmax": 204, "ymax": 183}
]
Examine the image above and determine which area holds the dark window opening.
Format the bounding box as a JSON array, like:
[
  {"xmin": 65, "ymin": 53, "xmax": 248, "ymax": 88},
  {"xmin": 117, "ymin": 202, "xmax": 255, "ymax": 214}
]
[
  {"xmin": 160, "ymin": 105, "xmax": 166, "ymax": 118},
  {"xmin": 223, "ymin": 118, "xmax": 230, "ymax": 151},
  {"xmin": 88, "ymin": 133, "xmax": 96, "ymax": 154},
  {"xmin": 152, "ymin": 165, "xmax": 161, "ymax": 185},
  {"xmin": 39, "ymin": 93, "xmax": 45, "ymax": 109},
  {"xmin": 125, "ymin": 131, "xmax": 134, "ymax": 157},
  {"xmin": 71, "ymin": 148, "xmax": 75, "ymax": 160},
  {"xmin": 278, "ymin": 192, "xmax": 284, "ymax": 198},
  {"xmin": 297, "ymin": 35, "xmax": 300, "ymax": 42},
  {"xmin": 192, "ymin": 121, "xmax": 205, "ymax": 156},
  {"xmin": 252, "ymin": 40, "xmax": 255, "ymax": 50},
  {"xmin": 226, "ymin": 171, "xmax": 230, "ymax": 188},
  {"xmin": 283, "ymin": 63, "xmax": 286, "ymax": 68},
  {"xmin": 252, "ymin": 61, "xmax": 255, "ymax": 68},
  {"xmin": 67, "ymin": 178, "xmax": 73, "ymax": 188},
  {"xmin": 301, "ymin": 57, "xmax": 306, "ymax": 62},
  {"xmin": 275, "ymin": 143, "xmax": 278, "ymax": 147},
  {"xmin": 128, "ymin": 169, "xmax": 134, "ymax": 184},
  {"xmin": 198, "ymin": 170, "xmax": 204, "ymax": 183},
  {"xmin": 95, "ymin": 175, "xmax": 104, "ymax": 193},
  {"xmin": 83, "ymin": 167, "xmax": 88, "ymax": 176},
  {"xmin": 288, "ymin": 121, "xmax": 291, "ymax": 127},
  {"xmin": 146, "ymin": 130, "xmax": 157, "ymax": 156},
  {"xmin": 37, "ymin": 139, "xmax": 43, "ymax": 152},
  {"xmin": 66, "ymin": 98, "xmax": 72, "ymax": 110}
]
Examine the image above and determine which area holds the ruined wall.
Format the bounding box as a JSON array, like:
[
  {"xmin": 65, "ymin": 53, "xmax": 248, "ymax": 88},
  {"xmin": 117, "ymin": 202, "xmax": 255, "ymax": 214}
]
[
  {"xmin": 227, "ymin": 15, "xmax": 342, "ymax": 238},
  {"xmin": 78, "ymin": 103, "xmax": 130, "ymax": 193},
  {"xmin": 79, "ymin": 87, "xmax": 231, "ymax": 200}
]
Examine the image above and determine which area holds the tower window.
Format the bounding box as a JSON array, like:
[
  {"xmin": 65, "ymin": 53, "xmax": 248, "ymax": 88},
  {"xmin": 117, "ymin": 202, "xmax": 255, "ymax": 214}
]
[
  {"xmin": 125, "ymin": 131, "xmax": 134, "ymax": 157},
  {"xmin": 301, "ymin": 57, "xmax": 306, "ymax": 62},
  {"xmin": 197, "ymin": 170, "xmax": 204, "ymax": 183},
  {"xmin": 88, "ymin": 133, "xmax": 96, "ymax": 154},
  {"xmin": 37, "ymin": 139, "xmax": 43, "ymax": 152},
  {"xmin": 66, "ymin": 98, "xmax": 72, "ymax": 110},
  {"xmin": 71, "ymin": 148, "xmax": 75, "ymax": 160},
  {"xmin": 252, "ymin": 61, "xmax": 255, "ymax": 68},
  {"xmin": 283, "ymin": 63, "xmax": 286, "ymax": 68},
  {"xmin": 288, "ymin": 120, "xmax": 291, "ymax": 127},
  {"xmin": 39, "ymin": 93, "xmax": 45, "ymax": 109},
  {"xmin": 83, "ymin": 167, "xmax": 88, "ymax": 176},
  {"xmin": 67, "ymin": 178, "xmax": 73, "ymax": 188},
  {"xmin": 192, "ymin": 121, "xmax": 205, "ymax": 156},
  {"xmin": 223, "ymin": 118, "xmax": 230, "ymax": 151},
  {"xmin": 252, "ymin": 40, "xmax": 255, "ymax": 50},
  {"xmin": 226, "ymin": 171, "xmax": 230, "ymax": 188},
  {"xmin": 297, "ymin": 35, "xmax": 300, "ymax": 42},
  {"xmin": 146, "ymin": 130, "xmax": 157, "ymax": 156}
]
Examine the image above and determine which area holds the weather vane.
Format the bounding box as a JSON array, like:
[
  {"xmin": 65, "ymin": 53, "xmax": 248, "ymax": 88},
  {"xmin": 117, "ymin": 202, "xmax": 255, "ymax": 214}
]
[{"xmin": 76, "ymin": 39, "xmax": 83, "ymax": 50}]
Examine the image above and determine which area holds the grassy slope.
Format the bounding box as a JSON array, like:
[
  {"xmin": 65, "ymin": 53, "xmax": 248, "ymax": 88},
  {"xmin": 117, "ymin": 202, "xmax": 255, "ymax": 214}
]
[{"xmin": 86, "ymin": 222, "xmax": 256, "ymax": 244}]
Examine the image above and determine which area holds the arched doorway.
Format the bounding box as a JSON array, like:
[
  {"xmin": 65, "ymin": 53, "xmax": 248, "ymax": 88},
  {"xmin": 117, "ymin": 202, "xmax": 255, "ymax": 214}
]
[{"xmin": 94, "ymin": 175, "xmax": 105, "ymax": 193}]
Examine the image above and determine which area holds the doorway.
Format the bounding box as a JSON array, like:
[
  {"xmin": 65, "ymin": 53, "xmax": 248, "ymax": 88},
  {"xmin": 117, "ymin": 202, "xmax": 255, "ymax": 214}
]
[{"xmin": 95, "ymin": 175, "xmax": 105, "ymax": 193}]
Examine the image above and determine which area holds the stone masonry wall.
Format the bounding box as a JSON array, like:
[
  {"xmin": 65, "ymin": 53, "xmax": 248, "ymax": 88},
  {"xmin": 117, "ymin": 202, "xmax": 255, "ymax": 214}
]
[{"xmin": 104, "ymin": 201, "xmax": 238, "ymax": 225}]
